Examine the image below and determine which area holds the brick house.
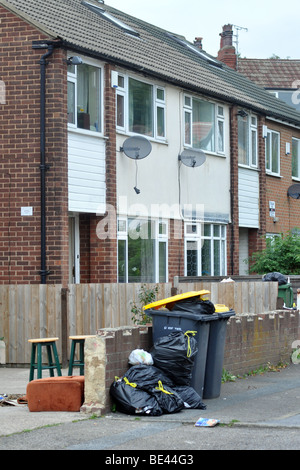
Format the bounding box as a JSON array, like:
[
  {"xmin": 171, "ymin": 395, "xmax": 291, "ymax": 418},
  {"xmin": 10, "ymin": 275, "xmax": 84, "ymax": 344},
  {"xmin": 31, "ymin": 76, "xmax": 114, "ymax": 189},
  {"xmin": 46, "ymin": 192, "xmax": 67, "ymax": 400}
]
[
  {"xmin": 1, "ymin": 1, "xmax": 300, "ymax": 285},
  {"xmin": 218, "ymin": 24, "xmax": 300, "ymax": 273}
]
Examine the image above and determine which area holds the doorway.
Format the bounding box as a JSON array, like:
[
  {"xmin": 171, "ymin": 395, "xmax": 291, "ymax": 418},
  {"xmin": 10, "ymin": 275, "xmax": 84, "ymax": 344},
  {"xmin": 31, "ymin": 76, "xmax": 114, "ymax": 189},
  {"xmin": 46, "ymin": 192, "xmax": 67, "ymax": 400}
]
[{"xmin": 69, "ymin": 214, "xmax": 80, "ymax": 284}]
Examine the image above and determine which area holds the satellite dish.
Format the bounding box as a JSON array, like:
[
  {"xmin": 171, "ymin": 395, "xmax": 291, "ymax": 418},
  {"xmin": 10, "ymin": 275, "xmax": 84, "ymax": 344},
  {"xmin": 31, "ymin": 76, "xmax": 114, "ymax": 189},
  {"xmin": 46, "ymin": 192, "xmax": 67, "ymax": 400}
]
[
  {"xmin": 121, "ymin": 136, "xmax": 152, "ymax": 160},
  {"xmin": 288, "ymin": 184, "xmax": 300, "ymax": 199},
  {"xmin": 179, "ymin": 149, "xmax": 206, "ymax": 168}
]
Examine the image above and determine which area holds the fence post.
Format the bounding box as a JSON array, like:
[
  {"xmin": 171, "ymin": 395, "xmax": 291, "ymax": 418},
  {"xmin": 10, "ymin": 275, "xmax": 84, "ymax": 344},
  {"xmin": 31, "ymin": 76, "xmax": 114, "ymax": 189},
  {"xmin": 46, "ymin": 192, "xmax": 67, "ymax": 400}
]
[{"xmin": 61, "ymin": 288, "xmax": 69, "ymax": 368}]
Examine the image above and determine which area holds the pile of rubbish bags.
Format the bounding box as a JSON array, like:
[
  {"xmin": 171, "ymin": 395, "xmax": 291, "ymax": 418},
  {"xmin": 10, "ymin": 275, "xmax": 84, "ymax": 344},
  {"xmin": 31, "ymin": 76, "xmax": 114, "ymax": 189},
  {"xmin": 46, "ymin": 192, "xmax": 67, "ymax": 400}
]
[{"xmin": 110, "ymin": 330, "xmax": 206, "ymax": 416}]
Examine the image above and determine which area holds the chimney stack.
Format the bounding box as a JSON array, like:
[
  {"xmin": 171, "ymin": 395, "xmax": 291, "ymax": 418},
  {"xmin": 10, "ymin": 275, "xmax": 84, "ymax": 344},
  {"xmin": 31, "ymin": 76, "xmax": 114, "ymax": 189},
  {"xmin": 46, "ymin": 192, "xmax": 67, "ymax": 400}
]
[
  {"xmin": 194, "ymin": 37, "xmax": 203, "ymax": 50},
  {"xmin": 217, "ymin": 24, "xmax": 237, "ymax": 70}
]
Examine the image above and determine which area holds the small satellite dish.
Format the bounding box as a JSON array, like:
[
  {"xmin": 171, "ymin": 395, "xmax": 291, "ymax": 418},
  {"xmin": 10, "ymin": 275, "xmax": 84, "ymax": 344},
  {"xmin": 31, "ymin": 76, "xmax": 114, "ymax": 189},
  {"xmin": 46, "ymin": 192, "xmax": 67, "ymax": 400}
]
[
  {"xmin": 179, "ymin": 149, "xmax": 206, "ymax": 168},
  {"xmin": 288, "ymin": 184, "xmax": 300, "ymax": 199},
  {"xmin": 121, "ymin": 136, "xmax": 152, "ymax": 160}
]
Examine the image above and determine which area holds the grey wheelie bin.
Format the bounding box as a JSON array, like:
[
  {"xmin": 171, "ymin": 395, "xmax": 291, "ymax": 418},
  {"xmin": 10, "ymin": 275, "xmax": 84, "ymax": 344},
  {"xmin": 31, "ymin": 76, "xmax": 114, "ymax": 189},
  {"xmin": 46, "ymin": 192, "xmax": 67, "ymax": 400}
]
[
  {"xmin": 203, "ymin": 310, "xmax": 235, "ymax": 399},
  {"xmin": 147, "ymin": 308, "xmax": 218, "ymax": 398}
]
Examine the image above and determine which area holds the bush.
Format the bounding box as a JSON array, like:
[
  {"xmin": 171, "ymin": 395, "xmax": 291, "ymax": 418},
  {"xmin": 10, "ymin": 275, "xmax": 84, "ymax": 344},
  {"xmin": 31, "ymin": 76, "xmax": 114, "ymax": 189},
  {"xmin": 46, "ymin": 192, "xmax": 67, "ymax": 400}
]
[
  {"xmin": 248, "ymin": 230, "xmax": 300, "ymax": 275},
  {"xmin": 131, "ymin": 284, "xmax": 159, "ymax": 325}
]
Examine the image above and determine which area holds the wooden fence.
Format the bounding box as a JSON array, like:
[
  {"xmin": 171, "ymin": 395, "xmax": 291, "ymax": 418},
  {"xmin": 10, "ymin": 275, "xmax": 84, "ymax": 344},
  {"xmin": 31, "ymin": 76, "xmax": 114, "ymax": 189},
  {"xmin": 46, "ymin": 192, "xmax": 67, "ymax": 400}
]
[{"xmin": 0, "ymin": 281, "xmax": 278, "ymax": 365}]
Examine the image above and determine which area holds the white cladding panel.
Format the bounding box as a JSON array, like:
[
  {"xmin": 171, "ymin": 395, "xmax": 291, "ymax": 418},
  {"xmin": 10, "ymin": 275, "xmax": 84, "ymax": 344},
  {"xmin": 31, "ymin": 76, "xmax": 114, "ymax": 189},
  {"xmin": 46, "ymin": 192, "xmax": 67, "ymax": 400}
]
[
  {"xmin": 238, "ymin": 167, "xmax": 259, "ymax": 228},
  {"xmin": 68, "ymin": 132, "xmax": 106, "ymax": 213}
]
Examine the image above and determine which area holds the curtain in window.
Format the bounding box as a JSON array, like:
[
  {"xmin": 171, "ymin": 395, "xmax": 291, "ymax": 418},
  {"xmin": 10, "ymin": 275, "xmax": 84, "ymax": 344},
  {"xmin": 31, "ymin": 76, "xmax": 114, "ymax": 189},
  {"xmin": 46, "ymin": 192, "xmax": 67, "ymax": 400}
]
[
  {"xmin": 292, "ymin": 140, "xmax": 299, "ymax": 177},
  {"xmin": 193, "ymin": 100, "xmax": 215, "ymax": 151},
  {"xmin": 77, "ymin": 64, "xmax": 100, "ymax": 131},
  {"xmin": 128, "ymin": 219, "xmax": 155, "ymax": 282},
  {"xmin": 129, "ymin": 78, "xmax": 153, "ymax": 136},
  {"xmin": 238, "ymin": 115, "xmax": 248, "ymax": 164},
  {"xmin": 272, "ymin": 132, "xmax": 279, "ymax": 174}
]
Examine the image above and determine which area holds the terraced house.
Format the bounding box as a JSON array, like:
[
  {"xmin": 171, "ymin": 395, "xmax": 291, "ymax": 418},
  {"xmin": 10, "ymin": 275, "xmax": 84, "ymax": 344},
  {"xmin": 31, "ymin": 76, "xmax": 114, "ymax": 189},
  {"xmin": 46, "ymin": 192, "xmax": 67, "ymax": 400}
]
[{"xmin": 1, "ymin": 0, "xmax": 300, "ymax": 285}]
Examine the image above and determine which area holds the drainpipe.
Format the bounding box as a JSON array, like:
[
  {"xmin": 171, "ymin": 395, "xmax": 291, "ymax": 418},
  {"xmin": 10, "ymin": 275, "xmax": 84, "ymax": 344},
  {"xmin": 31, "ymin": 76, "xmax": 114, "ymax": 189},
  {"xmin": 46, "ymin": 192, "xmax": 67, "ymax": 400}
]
[
  {"xmin": 40, "ymin": 45, "xmax": 54, "ymax": 284},
  {"xmin": 32, "ymin": 41, "xmax": 56, "ymax": 283}
]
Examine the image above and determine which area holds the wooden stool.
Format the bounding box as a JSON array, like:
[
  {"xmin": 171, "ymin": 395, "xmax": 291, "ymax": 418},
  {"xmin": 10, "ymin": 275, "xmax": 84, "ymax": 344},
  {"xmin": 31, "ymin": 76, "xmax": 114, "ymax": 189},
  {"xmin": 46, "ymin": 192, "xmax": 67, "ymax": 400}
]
[
  {"xmin": 68, "ymin": 335, "xmax": 95, "ymax": 376},
  {"xmin": 28, "ymin": 338, "xmax": 62, "ymax": 382}
]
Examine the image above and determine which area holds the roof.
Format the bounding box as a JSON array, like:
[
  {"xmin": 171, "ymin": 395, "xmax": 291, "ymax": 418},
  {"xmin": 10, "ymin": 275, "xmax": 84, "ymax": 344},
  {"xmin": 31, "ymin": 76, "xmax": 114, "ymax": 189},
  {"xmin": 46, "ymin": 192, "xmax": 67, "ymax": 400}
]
[
  {"xmin": 238, "ymin": 58, "xmax": 300, "ymax": 89},
  {"xmin": 2, "ymin": 0, "xmax": 300, "ymax": 126}
]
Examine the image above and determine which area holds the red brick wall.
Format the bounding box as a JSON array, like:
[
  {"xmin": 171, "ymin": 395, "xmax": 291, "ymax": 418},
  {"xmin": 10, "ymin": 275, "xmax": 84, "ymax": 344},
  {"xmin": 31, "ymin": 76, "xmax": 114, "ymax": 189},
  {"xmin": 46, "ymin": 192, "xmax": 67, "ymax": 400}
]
[
  {"xmin": 168, "ymin": 219, "xmax": 184, "ymax": 281},
  {"xmin": 265, "ymin": 119, "xmax": 300, "ymax": 235},
  {"xmin": 0, "ymin": 8, "xmax": 69, "ymax": 284},
  {"xmin": 84, "ymin": 311, "xmax": 300, "ymax": 414},
  {"xmin": 228, "ymin": 106, "xmax": 239, "ymax": 274},
  {"xmin": 87, "ymin": 64, "xmax": 118, "ymax": 283}
]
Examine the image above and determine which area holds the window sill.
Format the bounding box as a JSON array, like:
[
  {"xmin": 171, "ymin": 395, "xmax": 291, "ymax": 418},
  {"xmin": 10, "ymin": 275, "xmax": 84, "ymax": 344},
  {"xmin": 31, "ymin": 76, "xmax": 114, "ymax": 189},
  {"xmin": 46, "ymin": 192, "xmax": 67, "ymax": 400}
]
[
  {"xmin": 183, "ymin": 148, "xmax": 226, "ymax": 158},
  {"xmin": 292, "ymin": 177, "xmax": 300, "ymax": 182},
  {"xmin": 68, "ymin": 125, "xmax": 107, "ymax": 139},
  {"xmin": 116, "ymin": 129, "xmax": 168, "ymax": 145},
  {"xmin": 266, "ymin": 172, "xmax": 282, "ymax": 178},
  {"xmin": 238, "ymin": 164, "xmax": 259, "ymax": 171}
]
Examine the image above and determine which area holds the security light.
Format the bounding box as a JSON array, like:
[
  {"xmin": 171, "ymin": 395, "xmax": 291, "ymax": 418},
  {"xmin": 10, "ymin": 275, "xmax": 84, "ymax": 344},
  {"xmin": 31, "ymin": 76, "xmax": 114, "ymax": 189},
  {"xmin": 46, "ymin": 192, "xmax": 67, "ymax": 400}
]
[{"xmin": 67, "ymin": 56, "xmax": 83, "ymax": 66}]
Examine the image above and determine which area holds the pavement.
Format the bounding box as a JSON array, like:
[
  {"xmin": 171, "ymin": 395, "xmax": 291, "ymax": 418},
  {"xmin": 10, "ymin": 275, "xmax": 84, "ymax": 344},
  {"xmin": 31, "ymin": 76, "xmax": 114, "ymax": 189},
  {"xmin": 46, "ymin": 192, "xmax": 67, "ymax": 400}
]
[{"xmin": 0, "ymin": 364, "xmax": 300, "ymax": 450}]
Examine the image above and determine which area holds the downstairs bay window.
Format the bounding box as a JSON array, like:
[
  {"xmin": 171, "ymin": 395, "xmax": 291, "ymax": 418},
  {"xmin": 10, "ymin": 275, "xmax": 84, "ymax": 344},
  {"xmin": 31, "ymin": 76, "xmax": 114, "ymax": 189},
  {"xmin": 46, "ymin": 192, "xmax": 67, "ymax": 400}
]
[
  {"xmin": 185, "ymin": 223, "xmax": 227, "ymax": 276},
  {"xmin": 118, "ymin": 218, "xmax": 168, "ymax": 283}
]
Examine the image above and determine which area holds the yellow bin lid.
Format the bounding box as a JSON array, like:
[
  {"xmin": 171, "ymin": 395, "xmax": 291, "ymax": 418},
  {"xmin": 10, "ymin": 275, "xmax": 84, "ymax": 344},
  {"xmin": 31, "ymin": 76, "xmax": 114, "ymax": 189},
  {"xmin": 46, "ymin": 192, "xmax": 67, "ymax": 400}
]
[
  {"xmin": 143, "ymin": 290, "xmax": 211, "ymax": 311},
  {"xmin": 214, "ymin": 304, "xmax": 229, "ymax": 313}
]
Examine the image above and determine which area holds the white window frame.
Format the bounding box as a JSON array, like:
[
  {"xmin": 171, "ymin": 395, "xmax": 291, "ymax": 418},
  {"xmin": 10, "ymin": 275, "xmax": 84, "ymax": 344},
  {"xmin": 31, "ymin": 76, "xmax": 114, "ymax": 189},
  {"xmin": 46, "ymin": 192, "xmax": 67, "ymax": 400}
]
[
  {"xmin": 184, "ymin": 223, "xmax": 227, "ymax": 276},
  {"xmin": 265, "ymin": 129, "xmax": 280, "ymax": 176},
  {"xmin": 183, "ymin": 95, "xmax": 225, "ymax": 155},
  {"xmin": 292, "ymin": 137, "xmax": 300, "ymax": 180},
  {"xmin": 116, "ymin": 74, "xmax": 166, "ymax": 141},
  {"xmin": 117, "ymin": 217, "xmax": 168, "ymax": 283},
  {"xmin": 238, "ymin": 113, "xmax": 258, "ymax": 168},
  {"xmin": 67, "ymin": 57, "xmax": 103, "ymax": 135}
]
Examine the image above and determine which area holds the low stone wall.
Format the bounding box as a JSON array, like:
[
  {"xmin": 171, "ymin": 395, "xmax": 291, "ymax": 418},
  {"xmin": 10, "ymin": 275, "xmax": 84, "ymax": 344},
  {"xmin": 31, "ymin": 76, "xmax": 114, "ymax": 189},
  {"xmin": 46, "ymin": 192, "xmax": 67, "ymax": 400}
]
[{"xmin": 81, "ymin": 310, "xmax": 300, "ymax": 416}]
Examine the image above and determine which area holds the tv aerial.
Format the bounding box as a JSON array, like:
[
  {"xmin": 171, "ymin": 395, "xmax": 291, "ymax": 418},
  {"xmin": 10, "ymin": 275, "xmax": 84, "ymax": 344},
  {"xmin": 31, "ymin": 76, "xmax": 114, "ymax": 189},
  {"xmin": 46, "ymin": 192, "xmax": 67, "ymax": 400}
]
[
  {"xmin": 178, "ymin": 149, "xmax": 206, "ymax": 168},
  {"xmin": 120, "ymin": 136, "xmax": 152, "ymax": 194},
  {"xmin": 287, "ymin": 183, "xmax": 300, "ymax": 199}
]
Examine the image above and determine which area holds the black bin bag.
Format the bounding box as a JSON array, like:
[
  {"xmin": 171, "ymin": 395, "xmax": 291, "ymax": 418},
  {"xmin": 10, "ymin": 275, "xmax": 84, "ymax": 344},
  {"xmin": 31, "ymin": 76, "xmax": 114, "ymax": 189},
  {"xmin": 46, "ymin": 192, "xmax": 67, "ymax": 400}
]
[
  {"xmin": 151, "ymin": 331, "xmax": 198, "ymax": 385},
  {"xmin": 173, "ymin": 298, "xmax": 215, "ymax": 315},
  {"xmin": 124, "ymin": 365, "xmax": 184, "ymax": 413},
  {"xmin": 124, "ymin": 364, "xmax": 174, "ymax": 389},
  {"xmin": 149, "ymin": 381, "xmax": 184, "ymax": 414},
  {"xmin": 263, "ymin": 272, "xmax": 287, "ymax": 285},
  {"xmin": 173, "ymin": 385, "xmax": 206, "ymax": 410},
  {"xmin": 110, "ymin": 376, "xmax": 163, "ymax": 416}
]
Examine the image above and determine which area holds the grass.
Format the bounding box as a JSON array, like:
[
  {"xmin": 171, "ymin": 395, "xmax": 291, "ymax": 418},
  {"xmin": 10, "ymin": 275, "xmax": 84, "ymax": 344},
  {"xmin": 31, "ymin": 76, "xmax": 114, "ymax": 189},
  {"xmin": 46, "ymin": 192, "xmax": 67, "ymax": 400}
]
[{"xmin": 222, "ymin": 361, "xmax": 288, "ymax": 383}]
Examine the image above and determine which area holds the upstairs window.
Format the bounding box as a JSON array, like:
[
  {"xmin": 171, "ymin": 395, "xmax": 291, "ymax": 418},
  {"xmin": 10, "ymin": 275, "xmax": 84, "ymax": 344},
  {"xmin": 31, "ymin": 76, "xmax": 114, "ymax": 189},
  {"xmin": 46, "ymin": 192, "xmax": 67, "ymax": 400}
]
[
  {"xmin": 292, "ymin": 138, "xmax": 300, "ymax": 179},
  {"xmin": 266, "ymin": 129, "xmax": 280, "ymax": 176},
  {"xmin": 184, "ymin": 96, "xmax": 225, "ymax": 154},
  {"xmin": 238, "ymin": 114, "xmax": 258, "ymax": 167},
  {"xmin": 116, "ymin": 75, "xmax": 166, "ymax": 140},
  {"xmin": 68, "ymin": 61, "xmax": 102, "ymax": 133}
]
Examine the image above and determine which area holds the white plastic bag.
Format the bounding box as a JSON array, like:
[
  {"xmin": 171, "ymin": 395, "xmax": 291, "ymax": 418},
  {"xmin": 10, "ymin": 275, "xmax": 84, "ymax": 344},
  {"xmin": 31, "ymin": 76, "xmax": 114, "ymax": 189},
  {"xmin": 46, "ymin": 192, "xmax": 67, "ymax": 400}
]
[{"xmin": 128, "ymin": 349, "xmax": 153, "ymax": 366}]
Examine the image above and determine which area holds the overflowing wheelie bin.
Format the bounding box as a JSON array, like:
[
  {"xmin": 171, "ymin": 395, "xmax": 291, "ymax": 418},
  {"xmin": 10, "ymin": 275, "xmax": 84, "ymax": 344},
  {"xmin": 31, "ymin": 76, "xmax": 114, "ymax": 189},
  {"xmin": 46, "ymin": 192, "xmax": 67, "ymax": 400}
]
[{"xmin": 144, "ymin": 291, "xmax": 235, "ymax": 399}]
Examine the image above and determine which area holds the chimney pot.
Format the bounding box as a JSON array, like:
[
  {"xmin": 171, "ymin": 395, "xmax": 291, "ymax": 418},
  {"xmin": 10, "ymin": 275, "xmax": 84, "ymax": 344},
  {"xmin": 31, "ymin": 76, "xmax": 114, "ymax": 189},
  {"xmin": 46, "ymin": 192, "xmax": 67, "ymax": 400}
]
[{"xmin": 194, "ymin": 37, "xmax": 203, "ymax": 50}]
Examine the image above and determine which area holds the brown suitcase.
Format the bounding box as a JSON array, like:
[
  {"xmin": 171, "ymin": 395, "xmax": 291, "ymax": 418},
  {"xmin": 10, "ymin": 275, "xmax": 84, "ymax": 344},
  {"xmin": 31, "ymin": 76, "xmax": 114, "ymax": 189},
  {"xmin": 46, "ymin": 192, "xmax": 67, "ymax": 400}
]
[{"xmin": 26, "ymin": 376, "xmax": 85, "ymax": 412}]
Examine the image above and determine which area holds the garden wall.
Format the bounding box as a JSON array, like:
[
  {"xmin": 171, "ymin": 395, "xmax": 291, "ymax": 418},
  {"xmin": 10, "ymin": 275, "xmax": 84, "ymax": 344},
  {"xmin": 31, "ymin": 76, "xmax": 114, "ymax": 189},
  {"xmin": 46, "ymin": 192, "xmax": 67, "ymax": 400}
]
[{"xmin": 81, "ymin": 309, "xmax": 300, "ymax": 415}]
